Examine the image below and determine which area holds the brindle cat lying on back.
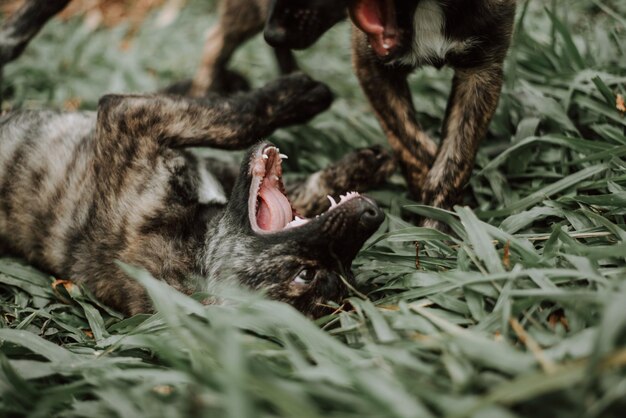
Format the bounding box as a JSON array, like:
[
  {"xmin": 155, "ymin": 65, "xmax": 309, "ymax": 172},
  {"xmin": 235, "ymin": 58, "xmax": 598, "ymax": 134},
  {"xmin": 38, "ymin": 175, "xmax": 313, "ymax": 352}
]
[{"xmin": 0, "ymin": 73, "xmax": 394, "ymax": 317}]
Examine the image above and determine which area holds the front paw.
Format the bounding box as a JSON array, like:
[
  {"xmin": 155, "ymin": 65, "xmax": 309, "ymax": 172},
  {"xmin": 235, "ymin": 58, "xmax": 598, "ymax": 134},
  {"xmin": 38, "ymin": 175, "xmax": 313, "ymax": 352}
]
[
  {"xmin": 264, "ymin": 72, "xmax": 334, "ymax": 127},
  {"xmin": 292, "ymin": 146, "xmax": 395, "ymax": 217}
]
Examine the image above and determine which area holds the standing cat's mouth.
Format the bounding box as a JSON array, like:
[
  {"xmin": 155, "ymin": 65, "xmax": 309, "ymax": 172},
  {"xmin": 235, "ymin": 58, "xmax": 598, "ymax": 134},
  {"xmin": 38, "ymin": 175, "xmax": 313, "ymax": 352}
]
[{"xmin": 349, "ymin": 0, "xmax": 400, "ymax": 58}]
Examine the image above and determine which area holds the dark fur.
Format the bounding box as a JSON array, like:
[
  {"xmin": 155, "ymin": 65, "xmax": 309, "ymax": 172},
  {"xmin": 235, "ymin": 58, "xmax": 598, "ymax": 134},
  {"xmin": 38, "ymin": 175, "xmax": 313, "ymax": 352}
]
[
  {"xmin": 0, "ymin": 73, "xmax": 393, "ymax": 317},
  {"xmin": 269, "ymin": 0, "xmax": 516, "ymax": 228},
  {"xmin": 264, "ymin": 0, "xmax": 348, "ymax": 49}
]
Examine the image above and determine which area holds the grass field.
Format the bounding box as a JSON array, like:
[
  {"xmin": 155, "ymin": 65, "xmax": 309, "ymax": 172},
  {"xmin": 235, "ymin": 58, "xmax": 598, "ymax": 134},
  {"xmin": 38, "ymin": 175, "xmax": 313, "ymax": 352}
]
[{"xmin": 1, "ymin": 0, "xmax": 626, "ymax": 417}]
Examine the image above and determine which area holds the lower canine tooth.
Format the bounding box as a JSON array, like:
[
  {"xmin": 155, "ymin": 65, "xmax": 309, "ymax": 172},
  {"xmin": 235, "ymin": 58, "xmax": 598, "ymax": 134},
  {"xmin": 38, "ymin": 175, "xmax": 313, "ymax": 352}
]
[{"xmin": 327, "ymin": 195, "xmax": 338, "ymax": 208}]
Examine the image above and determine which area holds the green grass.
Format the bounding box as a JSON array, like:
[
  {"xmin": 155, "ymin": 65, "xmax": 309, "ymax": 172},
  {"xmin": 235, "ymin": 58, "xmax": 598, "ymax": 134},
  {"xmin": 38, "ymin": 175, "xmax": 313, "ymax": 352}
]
[{"xmin": 2, "ymin": 0, "xmax": 626, "ymax": 417}]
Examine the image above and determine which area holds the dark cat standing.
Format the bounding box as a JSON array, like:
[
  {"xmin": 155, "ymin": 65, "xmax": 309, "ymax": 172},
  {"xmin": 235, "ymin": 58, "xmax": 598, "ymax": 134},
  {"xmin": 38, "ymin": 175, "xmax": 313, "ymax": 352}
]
[{"xmin": 265, "ymin": 0, "xmax": 516, "ymax": 228}]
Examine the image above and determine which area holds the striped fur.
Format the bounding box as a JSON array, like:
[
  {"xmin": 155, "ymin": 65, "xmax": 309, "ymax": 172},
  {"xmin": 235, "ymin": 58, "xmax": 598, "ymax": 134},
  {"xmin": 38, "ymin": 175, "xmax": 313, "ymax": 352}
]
[{"xmin": 0, "ymin": 73, "xmax": 391, "ymax": 317}]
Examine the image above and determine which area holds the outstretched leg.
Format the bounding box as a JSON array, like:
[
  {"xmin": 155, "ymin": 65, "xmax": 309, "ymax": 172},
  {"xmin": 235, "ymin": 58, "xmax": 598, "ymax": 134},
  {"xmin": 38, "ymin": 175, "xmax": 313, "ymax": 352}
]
[
  {"xmin": 352, "ymin": 29, "xmax": 437, "ymax": 199},
  {"xmin": 96, "ymin": 72, "xmax": 332, "ymax": 161},
  {"xmin": 420, "ymin": 64, "xmax": 504, "ymax": 228},
  {"xmin": 286, "ymin": 146, "xmax": 396, "ymax": 217}
]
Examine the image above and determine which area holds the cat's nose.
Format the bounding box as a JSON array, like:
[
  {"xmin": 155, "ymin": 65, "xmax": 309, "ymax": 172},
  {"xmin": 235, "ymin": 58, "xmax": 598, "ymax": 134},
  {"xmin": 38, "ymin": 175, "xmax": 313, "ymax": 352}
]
[
  {"xmin": 356, "ymin": 196, "xmax": 384, "ymax": 231},
  {"xmin": 264, "ymin": 25, "xmax": 288, "ymax": 46}
]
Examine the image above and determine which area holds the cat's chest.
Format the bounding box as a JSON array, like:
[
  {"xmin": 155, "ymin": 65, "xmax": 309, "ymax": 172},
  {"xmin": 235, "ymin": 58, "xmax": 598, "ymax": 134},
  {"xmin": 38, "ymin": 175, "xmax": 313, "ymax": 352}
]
[{"xmin": 395, "ymin": 0, "xmax": 476, "ymax": 67}]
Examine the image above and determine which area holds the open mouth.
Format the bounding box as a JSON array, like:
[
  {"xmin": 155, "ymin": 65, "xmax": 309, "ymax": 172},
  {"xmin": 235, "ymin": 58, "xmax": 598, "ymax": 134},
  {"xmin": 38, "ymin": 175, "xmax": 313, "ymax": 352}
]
[
  {"xmin": 349, "ymin": 0, "xmax": 399, "ymax": 58},
  {"xmin": 248, "ymin": 145, "xmax": 361, "ymax": 233}
]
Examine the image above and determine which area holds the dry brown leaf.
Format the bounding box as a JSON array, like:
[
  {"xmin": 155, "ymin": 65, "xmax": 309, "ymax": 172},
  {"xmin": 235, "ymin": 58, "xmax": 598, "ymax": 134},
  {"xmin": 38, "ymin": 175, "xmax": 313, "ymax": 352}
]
[
  {"xmin": 503, "ymin": 240, "xmax": 511, "ymax": 270},
  {"xmin": 616, "ymin": 93, "xmax": 626, "ymax": 114},
  {"xmin": 63, "ymin": 97, "xmax": 82, "ymax": 111},
  {"xmin": 51, "ymin": 278, "xmax": 75, "ymax": 292}
]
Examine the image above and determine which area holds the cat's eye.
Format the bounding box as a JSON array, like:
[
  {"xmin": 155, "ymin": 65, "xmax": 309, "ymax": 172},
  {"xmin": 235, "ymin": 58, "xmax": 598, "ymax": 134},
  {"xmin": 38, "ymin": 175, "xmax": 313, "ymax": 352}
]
[{"xmin": 292, "ymin": 268, "xmax": 316, "ymax": 285}]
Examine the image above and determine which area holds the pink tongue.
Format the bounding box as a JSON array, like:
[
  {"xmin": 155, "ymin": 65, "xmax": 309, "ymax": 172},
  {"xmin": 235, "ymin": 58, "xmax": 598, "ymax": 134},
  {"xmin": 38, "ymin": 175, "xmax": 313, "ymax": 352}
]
[
  {"xmin": 350, "ymin": 0, "xmax": 398, "ymax": 57},
  {"xmin": 257, "ymin": 183, "xmax": 293, "ymax": 231}
]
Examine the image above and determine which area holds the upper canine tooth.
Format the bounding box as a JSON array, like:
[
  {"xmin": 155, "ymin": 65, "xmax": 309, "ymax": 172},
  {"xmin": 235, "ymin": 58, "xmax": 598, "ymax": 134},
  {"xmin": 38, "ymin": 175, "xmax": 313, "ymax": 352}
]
[{"xmin": 279, "ymin": 153, "xmax": 288, "ymax": 159}]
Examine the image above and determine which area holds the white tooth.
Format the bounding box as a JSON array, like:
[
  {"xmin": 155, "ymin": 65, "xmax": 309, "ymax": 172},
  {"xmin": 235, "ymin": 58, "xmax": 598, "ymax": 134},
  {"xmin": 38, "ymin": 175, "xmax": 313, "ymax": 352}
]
[
  {"xmin": 327, "ymin": 195, "xmax": 338, "ymax": 208},
  {"xmin": 383, "ymin": 43, "xmax": 390, "ymax": 49},
  {"xmin": 285, "ymin": 216, "xmax": 308, "ymax": 228},
  {"xmin": 273, "ymin": 175, "xmax": 279, "ymax": 181},
  {"xmin": 280, "ymin": 153, "xmax": 288, "ymax": 159},
  {"xmin": 262, "ymin": 154, "xmax": 269, "ymax": 160}
]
